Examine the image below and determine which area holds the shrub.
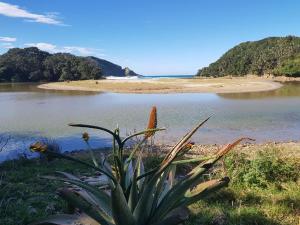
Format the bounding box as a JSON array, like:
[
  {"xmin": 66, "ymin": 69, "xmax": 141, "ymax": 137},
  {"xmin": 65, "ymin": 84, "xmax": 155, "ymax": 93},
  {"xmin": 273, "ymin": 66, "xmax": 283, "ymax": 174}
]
[{"xmin": 225, "ymin": 149, "xmax": 299, "ymax": 187}]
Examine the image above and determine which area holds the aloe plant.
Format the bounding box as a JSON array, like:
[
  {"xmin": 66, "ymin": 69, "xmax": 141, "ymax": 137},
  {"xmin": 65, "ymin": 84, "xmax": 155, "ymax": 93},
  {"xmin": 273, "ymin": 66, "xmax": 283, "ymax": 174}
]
[{"xmin": 29, "ymin": 107, "xmax": 252, "ymax": 225}]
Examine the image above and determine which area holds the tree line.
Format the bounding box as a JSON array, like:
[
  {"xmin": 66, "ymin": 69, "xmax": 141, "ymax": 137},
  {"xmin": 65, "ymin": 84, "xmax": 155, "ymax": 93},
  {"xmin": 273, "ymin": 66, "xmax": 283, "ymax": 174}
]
[
  {"xmin": 0, "ymin": 47, "xmax": 102, "ymax": 82},
  {"xmin": 196, "ymin": 36, "xmax": 300, "ymax": 77}
]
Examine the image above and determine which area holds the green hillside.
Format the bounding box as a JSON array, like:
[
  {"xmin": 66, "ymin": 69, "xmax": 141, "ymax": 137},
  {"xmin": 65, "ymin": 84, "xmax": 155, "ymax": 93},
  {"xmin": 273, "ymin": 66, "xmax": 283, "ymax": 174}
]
[
  {"xmin": 0, "ymin": 47, "xmax": 139, "ymax": 83},
  {"xmin": 196, "ymin": 36, "xmax": 300, "ymax": 77}
]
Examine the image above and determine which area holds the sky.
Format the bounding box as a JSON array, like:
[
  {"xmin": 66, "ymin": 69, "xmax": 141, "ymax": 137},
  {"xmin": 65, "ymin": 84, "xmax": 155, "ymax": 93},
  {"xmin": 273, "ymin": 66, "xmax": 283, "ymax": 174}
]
[{"xmin": 0, "ymin": 0, "xmax": 300, "ymax": 75}]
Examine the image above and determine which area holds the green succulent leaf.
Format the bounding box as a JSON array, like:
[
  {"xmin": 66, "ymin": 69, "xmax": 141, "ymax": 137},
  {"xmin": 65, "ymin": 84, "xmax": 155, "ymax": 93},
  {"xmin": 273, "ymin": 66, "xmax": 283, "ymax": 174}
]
[
  {"xmin": 128, "ymin": 171, "xmax": 138, "ymax": 212},
  {"xmin": 42, "ymin": 175, "xmax": 112, "ymax": 217},
  {"xmin": 111, "ymin": 183, "xmax": 136, "ymax": 225},
  {"xmin": 58, "ymin": 188, "xmax": 114, "ymax": 225}
]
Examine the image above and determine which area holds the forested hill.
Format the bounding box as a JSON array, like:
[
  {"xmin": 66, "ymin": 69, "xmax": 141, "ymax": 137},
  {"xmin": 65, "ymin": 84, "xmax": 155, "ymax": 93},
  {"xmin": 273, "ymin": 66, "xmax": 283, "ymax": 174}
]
[
  {"xmin": 196, "ymin": 36, "xmax": 300, "ymax": 77},
  {"xmin": 0, "ymin": 47, "xmax": 139, "ymax": 82}
]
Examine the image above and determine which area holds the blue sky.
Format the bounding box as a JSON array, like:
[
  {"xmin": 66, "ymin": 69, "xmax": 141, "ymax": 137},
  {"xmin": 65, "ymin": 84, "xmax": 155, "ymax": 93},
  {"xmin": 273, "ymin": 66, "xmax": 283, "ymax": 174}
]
[{"xmin": 0, "ymin": 0, "xmax": 300, "ymax": 75}]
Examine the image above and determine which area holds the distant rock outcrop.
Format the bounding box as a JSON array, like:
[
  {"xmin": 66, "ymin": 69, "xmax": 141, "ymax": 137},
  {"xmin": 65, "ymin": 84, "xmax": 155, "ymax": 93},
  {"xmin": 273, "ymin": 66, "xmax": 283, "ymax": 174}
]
[{"xmin": 86, "ymin": 57, "xmax": 139, "ymax": 77}]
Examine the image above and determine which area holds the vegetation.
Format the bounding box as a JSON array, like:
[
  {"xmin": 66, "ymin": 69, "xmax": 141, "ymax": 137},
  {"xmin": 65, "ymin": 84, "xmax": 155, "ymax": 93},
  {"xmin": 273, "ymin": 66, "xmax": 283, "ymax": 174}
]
[
  {"xmin": 1, "ymin": 144, "xmax": 299, "ymax": 225},
  {"xmin": 274, "ymin": 54, "xmax": 300, "ymax": 77},
  {"xmin": 24, "ymin": 107, "xmax": 247, "ymax": 225},
  {"xmin": 196, "ymin": 36, "xmax": 300, "ymax": 77},
  {"xmin": 0, "ymin": 47, "xmax": 102, "ymax": 82},
  {"xmin": 0, "ymin": 47, "xmax": 139, "ymax": 83},
  {"xmin": 0, "ymin": 107, "xmax": 299, "ymax": 225}
]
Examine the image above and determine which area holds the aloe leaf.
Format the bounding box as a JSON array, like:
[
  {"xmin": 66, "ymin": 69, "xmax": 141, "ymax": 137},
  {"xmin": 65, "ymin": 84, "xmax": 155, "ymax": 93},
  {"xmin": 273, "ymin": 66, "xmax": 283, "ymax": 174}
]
[
  {"xmin": 111, "ymin": 183, "xmax": 136, "ymax": 225},
  {"xmin": 29, "ymin": 213, "xmax": 99, "ymax": 225},
  {"xmin": 42, "ymin": 175, "xmax": 112, "ymax": 217},
  {"xmin": 156, "ymin": 117, "xmax": 210, "ymax": 175},
  {"xmin": 58, "ymin": 188, "xmax": 114, "ymax": 225},
  {"xmin": 55, "ymin": 171, "xmax": 80, "ymax": 180},
  {"xmin": 128, "ymin": 171, "xmax": 138, "ymax": 212},
  {"xmin": 136, "ymin": 168, "xmax": 157, "ymax": 181},
  {"xmin": 180, "ymin": 177, "xmax": 230, "ymax": 206},
  {"xmin": 123, "ymin": 137, "xmax": 147, "ymax": 174},
  {"xmin": 133, "ymin": 182, "xmax": 156, "ymax": 225},
  {"xmin": 69, "ymin": 123, "xmax": 122, "ymax": 147},
  {"xmin": 85, "ymin": 142, "xmax": 99, "ymax": 168},
  {"xmin": 151, "ymin": 138, "xmax": 251, "ymax": 223},
  {"xmin": 150, "ymin": 167, "xmax": 172, "ymax": 217},
  {"xmin": 125, "ymin": 160, "xmax": 134, "ymax": 189},
  {"xmin": 43, "ymin": 151, "xmax": 116, "ymax": 183},
  {"xmin": 168, "ymin": 165, "xmax": 176, "ymax": 188},
  {"xmin": 172, "ymin": 156, "xmax": 214, "ymax": 165},
  {"xmin": 136, "ymin": 155, "xmax": 145, "ymax": 189},
  {"xmin": 133, "ymin": 118, "xmax": 210, "ymax": 222}
]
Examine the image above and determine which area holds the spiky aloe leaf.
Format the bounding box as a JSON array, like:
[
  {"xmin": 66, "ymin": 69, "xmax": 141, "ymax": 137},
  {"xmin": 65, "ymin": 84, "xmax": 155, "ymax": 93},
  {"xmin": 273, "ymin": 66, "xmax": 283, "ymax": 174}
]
[
  {"xmin": 151, "ymin": 138, "xmax": 252, "ymax": 223},
  {"xmin": 133, "ymin": 180, "xmax": 156, "ymax": 225},
  {"xmin": 111, "ymin": 183, "xmax": 136, "ymax": 225},
  {"xmin": 124, "ymin": 160, "xmax": 134, "ymax": 191},
  {"xmin": 136, "ymin": 155, "xmax": 145, "ymax": 189},
  {"xmin": 55, "ymin": 171, "xmax": 80, "ymax": 181},
  {"xmin": 58, "ymin": 188, "xmax": 114, "ymax": 225},
  {"xmin": 150, "ymin": 166, "xmax": 173, "ymax": 217},
  {"xmin": 41, "ymin": 151, "xmax": 116, "ymax": 182},
  {"xmin": 172, "ymin": 156, "xmax": 214, "ymax": 165},
  {"xmin": 180, "ymin": 177, "xmax": 230, "ymax": 206},
  {"xmin": 42, "ymin": 175, "xmax": 112, "ymax": 217},
  {"xmin": 156, "ymin": 117, "xmax": 210, "ymax": 175},
  {"xmin": 29, "ymin": 214, "xmax": 99, "ymax": 225},
  {"xmin": 133, "ymin": 118, "xmax": 209, "ymax": 225},
  {"xmin": 128, "ymin": 171, "xmax": 138, "ymax": 212}
]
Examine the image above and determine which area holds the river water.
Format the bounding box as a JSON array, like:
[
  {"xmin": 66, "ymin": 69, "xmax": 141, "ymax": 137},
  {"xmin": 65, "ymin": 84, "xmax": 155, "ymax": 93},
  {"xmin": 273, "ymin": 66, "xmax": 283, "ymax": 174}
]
[{"xmin": 0, "ymin": 82, "xmax": 300, "ymax": 161}]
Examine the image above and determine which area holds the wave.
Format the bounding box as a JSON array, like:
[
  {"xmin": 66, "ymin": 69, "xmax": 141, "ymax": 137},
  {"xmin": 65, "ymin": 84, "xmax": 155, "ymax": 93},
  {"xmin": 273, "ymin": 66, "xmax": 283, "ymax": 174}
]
[{"xmin": 105, "ymin": 76, "xmax": 139, "ymax": 80}]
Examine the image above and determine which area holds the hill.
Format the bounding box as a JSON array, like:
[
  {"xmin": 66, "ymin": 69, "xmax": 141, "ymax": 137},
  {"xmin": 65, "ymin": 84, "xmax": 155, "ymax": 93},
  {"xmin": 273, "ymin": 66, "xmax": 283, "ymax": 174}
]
[
  {"xmin": 87, "ymin": 57, "xmax": 138, "ymax": 77},
  {"xmin": 0, "ymin": 47, "xmax": 139, "ymax": 82},
  {"xmin": 196, "ymin": 36, "xmax": 300, "ymax": 77}
]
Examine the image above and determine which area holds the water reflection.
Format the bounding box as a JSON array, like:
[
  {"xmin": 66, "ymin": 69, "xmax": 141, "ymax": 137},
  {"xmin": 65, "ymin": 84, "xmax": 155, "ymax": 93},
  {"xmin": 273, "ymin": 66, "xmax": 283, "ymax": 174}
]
[
  {"xmin": 0, "ymin": 82, "xmax": 99, "ymax": 96},
  {"xmin": 0, "ymin": 82, "xmax": 300, "ymax": 161},
  {"xmin": 219, "ymin": 82, "xmax": 300, "ymax": 99}
]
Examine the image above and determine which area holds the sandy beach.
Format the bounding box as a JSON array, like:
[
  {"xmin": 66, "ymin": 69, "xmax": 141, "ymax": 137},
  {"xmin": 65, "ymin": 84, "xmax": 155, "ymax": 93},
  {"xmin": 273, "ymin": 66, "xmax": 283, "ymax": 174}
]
[{"xmin": 38, "ymin": 77, "xmax": 283, "ymax": 94}]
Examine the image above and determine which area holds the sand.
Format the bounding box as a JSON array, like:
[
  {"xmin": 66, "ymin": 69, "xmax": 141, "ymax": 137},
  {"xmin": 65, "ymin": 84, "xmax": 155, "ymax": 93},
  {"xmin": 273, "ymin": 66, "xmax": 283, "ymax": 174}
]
[{"xmin": 38, "ymin": 77, "xmax": 283, "ymax": 94}]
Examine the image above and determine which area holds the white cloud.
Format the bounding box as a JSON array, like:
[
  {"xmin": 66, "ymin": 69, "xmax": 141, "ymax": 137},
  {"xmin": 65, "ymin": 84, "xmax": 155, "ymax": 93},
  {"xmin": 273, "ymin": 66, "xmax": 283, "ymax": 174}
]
[
  {"xmin": 0, "ymin": 2, "xmax": 64, "ymax": 25},
  {"xmin": 62, "ymin": 46, "xmax": 98, "ymax": 55},
  {"xmin": 24, "ymin": 42, "xmax": 105, "ymax": 56},
  {"xmin": 25, "ymin": 42, "xmax": 57, "ymax": 52},
  {"xmin": 0, "ymin": 36, "xmax": 16, "ymax": 42}
]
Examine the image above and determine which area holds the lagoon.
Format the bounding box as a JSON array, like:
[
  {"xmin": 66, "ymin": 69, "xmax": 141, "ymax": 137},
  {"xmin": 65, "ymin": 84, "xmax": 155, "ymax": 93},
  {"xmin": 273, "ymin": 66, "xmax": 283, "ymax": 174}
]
[{"xmin": 0, "ymin": 82, "xmax": 300, "ymax": 161}]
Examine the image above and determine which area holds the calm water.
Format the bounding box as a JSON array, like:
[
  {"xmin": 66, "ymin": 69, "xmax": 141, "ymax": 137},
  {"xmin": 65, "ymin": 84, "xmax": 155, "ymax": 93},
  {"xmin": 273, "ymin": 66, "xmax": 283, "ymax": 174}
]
[{"xmin": 0, "ymin": 82, "xmax": 300, "ymax": 161}]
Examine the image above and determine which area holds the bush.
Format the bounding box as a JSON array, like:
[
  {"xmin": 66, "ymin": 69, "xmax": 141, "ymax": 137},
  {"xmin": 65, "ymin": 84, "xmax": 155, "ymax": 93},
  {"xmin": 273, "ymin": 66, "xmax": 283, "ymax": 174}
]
[{"xmin": 225, "ymin": 149, "xmax": 299, "ymax": 187}]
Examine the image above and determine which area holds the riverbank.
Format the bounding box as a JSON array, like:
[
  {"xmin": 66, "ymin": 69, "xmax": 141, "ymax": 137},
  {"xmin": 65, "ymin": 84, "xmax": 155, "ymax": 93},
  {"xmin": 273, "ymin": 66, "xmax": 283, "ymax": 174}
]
[
  {"xmin": 38, "ymin": 77, "xmax": 282, "ymax": 94},
  {"xmin": 1, "ymin": 141, "xmax": 299, "ymax": 225}
]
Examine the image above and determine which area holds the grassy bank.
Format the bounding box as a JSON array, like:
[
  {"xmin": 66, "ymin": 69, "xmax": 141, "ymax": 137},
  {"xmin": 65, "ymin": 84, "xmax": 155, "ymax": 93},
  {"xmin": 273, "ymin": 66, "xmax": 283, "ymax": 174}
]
[{"xmin": 0, "ymin": 144, "xmax": 299, "ymax": 225}]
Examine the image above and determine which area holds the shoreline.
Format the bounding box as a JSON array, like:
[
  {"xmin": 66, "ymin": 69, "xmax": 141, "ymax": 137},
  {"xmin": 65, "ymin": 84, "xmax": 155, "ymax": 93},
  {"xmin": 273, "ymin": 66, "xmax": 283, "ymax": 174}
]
[{"xmin": 38, "ymin": 77, "xmax": 283, "ymax": 94}]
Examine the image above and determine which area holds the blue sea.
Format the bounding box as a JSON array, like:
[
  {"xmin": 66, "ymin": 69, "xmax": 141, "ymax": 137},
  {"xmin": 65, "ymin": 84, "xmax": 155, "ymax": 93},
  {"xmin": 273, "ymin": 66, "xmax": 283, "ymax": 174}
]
[{"xmin": 141, "ymin": 75, "xmax": 194, "ymax": 79}]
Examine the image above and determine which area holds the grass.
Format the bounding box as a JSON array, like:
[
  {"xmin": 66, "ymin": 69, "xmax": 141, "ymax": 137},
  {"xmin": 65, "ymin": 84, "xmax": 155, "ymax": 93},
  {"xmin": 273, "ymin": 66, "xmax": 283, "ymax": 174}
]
[{"xmin": 0, "ymin": 145, "xmax": 299, "ymax": 225}]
